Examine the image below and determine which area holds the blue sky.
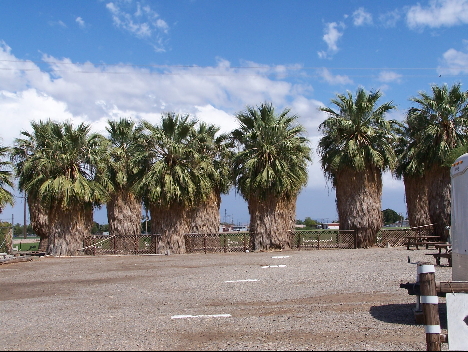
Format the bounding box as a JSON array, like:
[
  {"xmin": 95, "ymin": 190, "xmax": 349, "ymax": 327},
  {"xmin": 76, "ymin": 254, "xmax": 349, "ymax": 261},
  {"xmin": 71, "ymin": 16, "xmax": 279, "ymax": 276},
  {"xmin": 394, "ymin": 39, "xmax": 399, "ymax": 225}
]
[{"xmin": 1, "ymin": 0, "xmax": 468, "ymax": 226}]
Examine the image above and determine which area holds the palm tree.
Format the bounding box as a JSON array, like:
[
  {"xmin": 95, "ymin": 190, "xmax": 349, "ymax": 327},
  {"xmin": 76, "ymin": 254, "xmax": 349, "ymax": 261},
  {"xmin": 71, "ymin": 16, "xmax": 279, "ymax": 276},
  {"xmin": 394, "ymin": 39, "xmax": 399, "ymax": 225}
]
[
  {"xmin": 0, "ymin": 142, "xmax": 14, "ymax": 213},
  {"xmin": 318, "ymin": 88, "xmax": 397, "ymax": 248},
  {"xmin": 137, "ymin": 113, "xmax": 212, "ymax": 254},
  {"xmin": 407, "ymin": 83, "xmax": 468, "ymax": 240},
  {"xmin": 188, "ymin": 122, "xmax": 233, "ymax": 234},
  {"xmin": 13, "ymin": 120, "xmax": 107, "ymax": 256},
  {"xmin": 11, "ymin": 121, "xmax": 54, "ymax": 250},
  {"xmin": 104, "ymin": 118, "xmax": 146, "ymax": 250},
  {"xmin": 231, "ymin": 102, "xmax": 311, "ymax": 251},
  {"xmin": 393, "ymin": 121, "xmax": 431, "ymax": 227}
]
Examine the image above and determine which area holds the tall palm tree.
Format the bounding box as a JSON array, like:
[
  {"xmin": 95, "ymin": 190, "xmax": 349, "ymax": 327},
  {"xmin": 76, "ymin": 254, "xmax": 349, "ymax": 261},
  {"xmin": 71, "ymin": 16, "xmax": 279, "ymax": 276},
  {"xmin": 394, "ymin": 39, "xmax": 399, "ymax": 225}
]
[
  {"xmin": 104, "ymin": 118, "xmax": 146, "ymax": 249},
  {"xmin": 137, "ymin": 113, "xmax": 212, "ymax": 254},
  {"xmin": 13, "ymin": 120, "xmax": 107, "ymax": 256},
  {"xmin": 0, "ymin": 142, "xmax": 14, "ymax": 213},
  {"xmin": 231, "ymin": 102, "xmax": 311, "ymax": 251},
  {"xmin": 393, "ymin": 121, "xmax": 431, "ymax": 227},
  {"xmin": 318, "ymin": 88, "xmax": 397, "ymax": 248},
  {"xmin": 11, "ymin": 121, "xmax": 54, "ymax": 250},
  {"xmin": 188, "ymin": 122, "xmax": 233, "ymax": 234},
  {"xmin": 407, "ymin": 83, "xmax": 468, "ymax": 240}
]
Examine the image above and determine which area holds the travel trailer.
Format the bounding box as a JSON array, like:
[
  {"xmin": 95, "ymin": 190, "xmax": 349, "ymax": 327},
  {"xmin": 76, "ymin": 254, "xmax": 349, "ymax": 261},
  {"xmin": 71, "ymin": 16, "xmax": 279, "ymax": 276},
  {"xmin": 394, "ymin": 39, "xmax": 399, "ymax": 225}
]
[{"xmin": 450, "ymin": 153, "xmax": 468, "ymax": 281}]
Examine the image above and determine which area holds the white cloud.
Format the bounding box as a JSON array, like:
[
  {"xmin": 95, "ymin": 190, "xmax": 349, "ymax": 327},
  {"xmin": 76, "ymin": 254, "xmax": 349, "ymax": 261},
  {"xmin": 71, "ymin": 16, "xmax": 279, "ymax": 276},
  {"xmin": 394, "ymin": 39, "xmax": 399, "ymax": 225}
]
[
  {"xmin": 379, "ymin": 10, "xmax": 401, "ymax": 28},
  {"xmin": 105, "ymin": 0, "xmax": 169, "ymax": 51},
  {"xmin": 0, "ymin": 89, "xmax": 80, "ymax": 146},
  {"xmin": 406, "ymin": 0, "xmax": 468, "ymax": 29},
  {"xmin": 76, "ymin": 17, "xmax": 85, "ymax": 28},
  {"xmin": 352, "ymin": 7, "xmax": 373, "ymax": 26},
  {"xmin": 378, "ymin": 70, "xmax": 402, "ymax": 83},
  {"xmin": 318, "ymin": 22, "xmax": 345, "ymax": 59},
  {"xmin": 48, "ymin": 20, "xmax": 67, "ymax": 28},
  {"xmin": 0, "ymin": 44, "xmax": 319, "ymax": 151},
  {"xmin": 318, "ymin": 68, "xmax": 353, "ymax": 85},
  {"xmin": 438, "ymin": 47, "xmax": 468, "ymax": 75}
]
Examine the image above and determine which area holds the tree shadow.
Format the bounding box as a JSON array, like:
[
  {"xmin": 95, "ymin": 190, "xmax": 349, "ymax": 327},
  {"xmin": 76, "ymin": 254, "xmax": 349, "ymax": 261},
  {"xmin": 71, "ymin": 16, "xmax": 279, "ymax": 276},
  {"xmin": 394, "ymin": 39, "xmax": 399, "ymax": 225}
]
[{"xmin": 370, "ymin": 303, "xmax": 447, "ymax": 329}]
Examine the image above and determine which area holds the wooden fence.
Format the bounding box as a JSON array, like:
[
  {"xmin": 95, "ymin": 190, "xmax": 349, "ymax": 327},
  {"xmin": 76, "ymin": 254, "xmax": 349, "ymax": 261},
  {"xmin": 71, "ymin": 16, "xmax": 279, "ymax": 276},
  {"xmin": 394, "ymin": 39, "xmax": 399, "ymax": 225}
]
[{"xmin": 81, "ymin": 225, "xmax": 435, "ymax": 255}]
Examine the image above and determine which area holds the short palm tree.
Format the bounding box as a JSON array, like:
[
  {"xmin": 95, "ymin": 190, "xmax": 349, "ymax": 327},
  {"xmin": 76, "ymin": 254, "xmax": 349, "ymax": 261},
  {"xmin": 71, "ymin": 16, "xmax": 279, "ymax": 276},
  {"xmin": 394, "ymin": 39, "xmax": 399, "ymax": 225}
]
[
  {"xmin": 0, "ymin": 143, "xmax": 14, "ymax": 213},
  {"xmin": 11, "ymin": 121, "xmax": 54, "ymax": 250},
  {"xmin": 188, "ymin": 122, "xmax": 233, "ymax": 234},
  {"xmin": 231, "ymin": 102, "xmax": 311, "ymax": 251},
  {"xmin": 318, "ymin": 88, "xmax": 397, "ymax": 248},
  {"xmin": 407, "ymin": 83, "xmax": 468, "ymax": 240},
  {"xmin": 393, "ymin": 121, "xmax": 431, "ymax": 227},
  {"xmin": 137, "ymin": 113, "xmax": 212, "ymax": 254},
  {"xmin": 13, "ymin": 120, "xmax": 107, "ymax": 256},
  {"xmin": 104, "ymin": 118, "xmax": 146, "ymax": 249}
]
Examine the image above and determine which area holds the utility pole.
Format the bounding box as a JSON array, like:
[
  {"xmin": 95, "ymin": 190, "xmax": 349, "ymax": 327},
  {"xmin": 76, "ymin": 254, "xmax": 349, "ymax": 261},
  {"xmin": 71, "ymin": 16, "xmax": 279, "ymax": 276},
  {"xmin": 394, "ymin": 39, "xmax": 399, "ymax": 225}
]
[{"xmin": 23, "ymin": 192, "xmax": 27, "ymax": 239}]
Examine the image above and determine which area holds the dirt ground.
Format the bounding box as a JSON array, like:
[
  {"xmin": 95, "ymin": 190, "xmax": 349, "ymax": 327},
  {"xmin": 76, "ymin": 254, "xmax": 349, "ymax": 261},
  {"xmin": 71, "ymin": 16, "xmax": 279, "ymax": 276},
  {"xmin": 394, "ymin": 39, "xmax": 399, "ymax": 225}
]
[{"xmin": 0, "ymin": 247, "xmax": 453, "ymax": 351}]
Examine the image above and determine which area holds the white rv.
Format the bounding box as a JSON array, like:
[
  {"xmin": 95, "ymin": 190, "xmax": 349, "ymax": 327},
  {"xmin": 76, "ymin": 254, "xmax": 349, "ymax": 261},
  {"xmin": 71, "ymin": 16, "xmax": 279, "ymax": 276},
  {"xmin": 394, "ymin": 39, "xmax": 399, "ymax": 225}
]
[{"xmin": 450, "ymin": 153, "xmax": 468, "ymax": 281}]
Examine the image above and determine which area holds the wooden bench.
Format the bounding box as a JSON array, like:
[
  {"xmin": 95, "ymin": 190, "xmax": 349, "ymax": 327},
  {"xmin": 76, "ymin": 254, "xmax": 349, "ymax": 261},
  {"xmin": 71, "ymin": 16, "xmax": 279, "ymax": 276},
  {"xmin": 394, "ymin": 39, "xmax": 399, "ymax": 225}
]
[
  {"xmin": 425, "ymin": 252, "xmax": 452, "ymax": 266},
  {"xmin": 425, "ymin": 243, "xmax": 452, "ymax": 266},
  {"xmin": 405, "ymin": 235, "xmax": 444, "ymax": 250}
]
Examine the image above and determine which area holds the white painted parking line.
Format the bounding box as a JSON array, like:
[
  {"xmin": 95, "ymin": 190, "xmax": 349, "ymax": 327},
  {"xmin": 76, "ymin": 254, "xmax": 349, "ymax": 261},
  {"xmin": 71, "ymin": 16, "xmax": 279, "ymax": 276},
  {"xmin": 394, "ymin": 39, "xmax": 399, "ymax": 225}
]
[
  {"xmin": 171, "ymin": 314, "xmax": 231, "ymax": 319},
  {"xmin": 224, "ymin": 279, "xmax": 259, "ymax": 283},
  {"xmin": 272, "ymin": 256, "xmax": 290, "ymax": 258},
  {"xmin": 261, "ymin": 265, "xmax": 287, "ymax": 268}
]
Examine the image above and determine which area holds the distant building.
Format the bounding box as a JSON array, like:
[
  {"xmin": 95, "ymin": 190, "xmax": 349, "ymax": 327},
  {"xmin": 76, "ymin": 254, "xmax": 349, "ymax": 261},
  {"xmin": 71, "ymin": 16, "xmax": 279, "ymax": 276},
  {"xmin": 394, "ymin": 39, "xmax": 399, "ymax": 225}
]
[{"xmin": 322, "ymin": 223, "xmax": 339, "ymax": 230}]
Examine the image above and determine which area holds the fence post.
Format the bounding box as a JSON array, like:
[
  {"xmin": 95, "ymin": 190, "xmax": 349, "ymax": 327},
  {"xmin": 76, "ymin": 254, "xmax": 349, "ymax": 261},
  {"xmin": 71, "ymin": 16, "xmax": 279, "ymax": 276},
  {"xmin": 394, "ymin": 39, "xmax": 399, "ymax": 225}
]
[
  {"xmin": 317, "ymin": 233, "xmax": 320, "ymax": 250},
  {"xmin": 204, "ymin": 234, "xmax": 207, "ymax": 254},
  {"xmin": 243, "ymin": 233, "xmax": 247, "ymax": 252},
  {"xmin": 354, "ymin": 230, "xmax": 358, "ymax": 249},
  {"xmin": 113, "ymin": 235, "xmax": 116, "ymax": 255},
  {"xmin": 418, "ymin": 262, "xmax": 441, "ymax": 351},
  {"xmin": 223, "ymin": 233, "xmax": 227, "ymax": 253}
]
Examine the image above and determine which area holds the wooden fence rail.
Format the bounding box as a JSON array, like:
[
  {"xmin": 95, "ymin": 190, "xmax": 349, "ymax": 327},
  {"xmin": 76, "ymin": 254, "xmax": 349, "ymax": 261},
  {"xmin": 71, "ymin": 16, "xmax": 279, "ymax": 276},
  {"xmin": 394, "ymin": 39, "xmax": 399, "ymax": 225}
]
[{"xmin": 81, "ymin": 226, "xmax": 436, "ymax": 255}]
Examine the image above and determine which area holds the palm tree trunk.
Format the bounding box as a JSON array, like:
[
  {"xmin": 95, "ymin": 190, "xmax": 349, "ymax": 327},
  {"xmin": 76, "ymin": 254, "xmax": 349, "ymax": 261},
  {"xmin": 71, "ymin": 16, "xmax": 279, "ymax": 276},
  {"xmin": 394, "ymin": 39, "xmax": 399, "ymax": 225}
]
[
  {"xmin": 403, "ymin": 174, "xmax": 431, "ymax": 227},
  {"xmin": 248, "ymin": 195, "xmax": 296, "ymax": 251},
  {"xmin": 426, "ymin": 165, "xmax": 451, "ymax": 241},
  {"xmin": 107, "ymin": 190, "xmax": 142, "ymax": 251},
  {"xmin": 46, "ymin": 203, "xmax": 91, "ymax": 256},
  {"xmin": 27, "ymin": 196, "xmax": 49, "ymax": 251},
  {"xmin": 335, "ymin": 167, "xmax": 382, "ymax": 248},
  {"xmin": 189, "ymin": 191, "xmax": 221, "ymax": 234},
  {"xmin": 149, "ymin": 203, "xmax": 190, "ymax": 254}
]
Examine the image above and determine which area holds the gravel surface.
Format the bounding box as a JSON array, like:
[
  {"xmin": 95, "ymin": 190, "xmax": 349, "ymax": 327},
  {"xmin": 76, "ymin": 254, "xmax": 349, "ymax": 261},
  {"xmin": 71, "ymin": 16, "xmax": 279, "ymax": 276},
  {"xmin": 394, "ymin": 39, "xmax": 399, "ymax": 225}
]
[{"xmin": 0, "ymin": 247, "xmax": 452, "ymax": 351}]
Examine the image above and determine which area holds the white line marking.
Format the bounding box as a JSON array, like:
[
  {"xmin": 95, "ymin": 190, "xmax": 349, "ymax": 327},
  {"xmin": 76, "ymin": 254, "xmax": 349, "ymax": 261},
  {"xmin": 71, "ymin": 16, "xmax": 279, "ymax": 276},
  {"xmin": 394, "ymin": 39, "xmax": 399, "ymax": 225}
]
[
  {"xmin": 272, "ymin": 256, "xmax": 290, "ymax": 258},
  {"xmin": 171, "ymin": 314, "xmax": 231, "ymax": 319},
  {"xmin": 224, "ymin": 279, "xmax": 259, "ymax": 283},
  {"xmin": 261, "ymin": 265, "xmax": 287, "ymax": 268}
]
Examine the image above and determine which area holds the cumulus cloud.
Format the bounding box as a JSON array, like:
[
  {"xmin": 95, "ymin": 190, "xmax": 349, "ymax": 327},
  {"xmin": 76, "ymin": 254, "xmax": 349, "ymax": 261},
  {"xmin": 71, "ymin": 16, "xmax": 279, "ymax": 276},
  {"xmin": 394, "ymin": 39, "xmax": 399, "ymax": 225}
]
[
  {"xmin": 0, "ymin": 44, "xmax": 324, "ymax": 153},
  {"xmin": 378, "ymin": 70, "xmax": 402, "ymax": 83},
  {"xmin": 317, "ymin": 68, "xmax": 353, "ymax": 85},
  {"xmin": 379, "ymin": 10, "xmax": 401, "ymax": 28},
  {"xmin": 438, "ymin": 46, "xmax": 468, "ymax": 75},
  {"xmin": 106, "ymin": 0, "xmax": 169, "ymax": 51},
  {"xmin": 406, "ymin": 0, "xmax": 468, "ymax": 29},
  {"xmin": 318, "ymin": 22, "xmax": 345, "ymax": 59},
  {"xmin": 352, "ymin": 7, "xmax": 373, "ymax": 26},
  {"xmin": 76, "ymin": 17, "xmax": 86, "ymax": 28}
]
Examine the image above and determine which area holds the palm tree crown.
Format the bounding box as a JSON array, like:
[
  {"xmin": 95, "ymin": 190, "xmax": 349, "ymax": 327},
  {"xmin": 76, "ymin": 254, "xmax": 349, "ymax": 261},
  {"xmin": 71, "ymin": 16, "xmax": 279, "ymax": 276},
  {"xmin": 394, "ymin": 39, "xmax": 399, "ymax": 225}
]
[
  {"xmin": 0, "ymin": 143, "xmax": 14, "ymax": 212},
  {"xmin": 231, "ymin": 102, "xmax": 311, "ymax": 201},
  {"xmin": 407, "ymin": 83, "xmax": 468, "ymax": 167},
  {"xmin": 318, "ymin": 87, "xmax": 398, "ymax": 182}
]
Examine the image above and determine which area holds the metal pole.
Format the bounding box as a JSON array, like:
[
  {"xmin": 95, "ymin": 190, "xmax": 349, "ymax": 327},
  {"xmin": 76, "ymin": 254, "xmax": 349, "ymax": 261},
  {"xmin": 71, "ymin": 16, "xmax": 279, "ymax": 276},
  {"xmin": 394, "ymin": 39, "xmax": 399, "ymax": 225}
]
[{"xmin": 23, "ymin": 193, "xmax": 27, "ymax": 239}]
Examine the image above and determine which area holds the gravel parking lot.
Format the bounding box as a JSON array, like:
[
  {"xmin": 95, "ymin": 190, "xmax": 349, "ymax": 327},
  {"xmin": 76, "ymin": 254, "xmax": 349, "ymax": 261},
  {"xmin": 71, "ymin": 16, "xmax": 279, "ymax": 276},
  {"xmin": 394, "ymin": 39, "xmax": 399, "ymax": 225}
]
[{"xmin": 0, "ymin": 247, "xmax": 452, "ymax": 351}]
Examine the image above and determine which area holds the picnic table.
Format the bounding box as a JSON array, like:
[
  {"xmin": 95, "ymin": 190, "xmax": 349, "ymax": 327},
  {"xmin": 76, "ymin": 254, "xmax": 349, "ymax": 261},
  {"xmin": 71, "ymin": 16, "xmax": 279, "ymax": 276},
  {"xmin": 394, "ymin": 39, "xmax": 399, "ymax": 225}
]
[
  {"xmin": 425, "ymin": 243, "xmax": 452, "ymax": 266},
  {"xmin": 404, "ymin": 235, "xmax": 445, "ymax": 250}
]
